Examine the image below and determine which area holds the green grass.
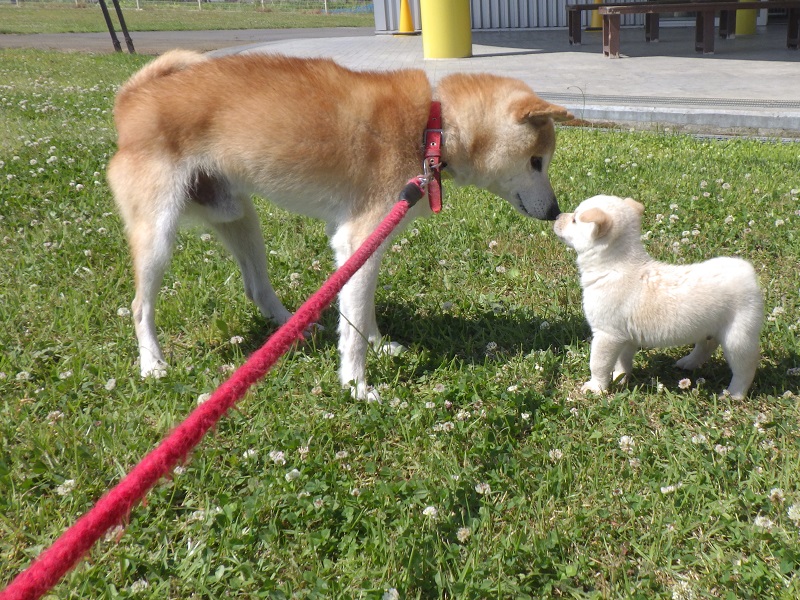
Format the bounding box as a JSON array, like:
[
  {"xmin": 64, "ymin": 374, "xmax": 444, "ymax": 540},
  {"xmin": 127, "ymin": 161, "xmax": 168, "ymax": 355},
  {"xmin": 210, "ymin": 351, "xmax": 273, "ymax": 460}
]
[
  {"xmin": 2, "ymin": 49, "xmax": 800, "ymax": 599},
  {"xmin": 0, "ymin": 2, "xmax": 373, "ymax": 35}
]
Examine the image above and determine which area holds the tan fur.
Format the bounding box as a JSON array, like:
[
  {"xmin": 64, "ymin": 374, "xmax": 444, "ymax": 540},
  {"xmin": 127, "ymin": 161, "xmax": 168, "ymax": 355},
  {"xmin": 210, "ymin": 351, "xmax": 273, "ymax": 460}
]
[{"xmin": 109, "ymin": 51, "xmax": 573, "ymax": 399}]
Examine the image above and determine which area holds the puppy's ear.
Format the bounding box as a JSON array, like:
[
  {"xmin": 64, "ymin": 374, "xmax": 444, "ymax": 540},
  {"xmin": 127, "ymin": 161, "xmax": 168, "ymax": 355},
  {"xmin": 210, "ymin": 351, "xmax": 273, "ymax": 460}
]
[
  {"xmin": 579, "ymin": 208, "xmax": 612, "ymax": 239},
  {"xmin": 512, "ymin": 96, "xmax": 574, "ymax": 123},
  {"xmin": 624, "ymin": 198, "xmax": 645, "ymax": 216}
]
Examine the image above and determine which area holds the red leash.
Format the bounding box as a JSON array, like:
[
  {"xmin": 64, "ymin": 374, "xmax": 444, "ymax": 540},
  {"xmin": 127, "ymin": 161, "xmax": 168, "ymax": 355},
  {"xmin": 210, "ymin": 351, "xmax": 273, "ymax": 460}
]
[{"xmin": 0, "ymin": 195, "xmax": 420, "ymax": 600}]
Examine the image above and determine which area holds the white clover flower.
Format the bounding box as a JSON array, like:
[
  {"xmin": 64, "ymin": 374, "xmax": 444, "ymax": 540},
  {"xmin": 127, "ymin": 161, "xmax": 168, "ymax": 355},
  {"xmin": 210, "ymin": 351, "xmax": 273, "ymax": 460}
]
[
  {"xmin": 382, "ymin": 589, "xmax": 400, "ymax": 600},
  {"xmin": 322, "ymin": 412, "xmax": 335, "ymax": 420},
  {"xmin": 229, "ymin": 335, "xmax": 244, "ymax": 345},
  {"xmin": 200, "ymin": 233, "xmax": 212, "ymax": 242},
  {"xmin": 548, "ymin": 449, "xmax": 563, "ymax": 462},
  {"xmin": 284, "ymin": 469, "xmax": 301, "ymax": 482},
  {"xmin": 197, "ymin": 393, "xmax": 211, "ymax": 405},
  {"xmin": 769, "ymin": 488, "xmax": 785, "ymax": 503},
  {"xmin": 507, "ymin": 384, "xmax": 518, "ymax": 392},
  {"xmin": 335, "ymin": 450, "xmax": 349, "ymax": 460},
  {"xmin": 116, "ymin": 307, "xmax": 131, "ymax": 317},
  {"xmin": 456, "ymin": 527, "xmax": 471, "ymax": 543},
  {"xmin": 474, "ymin": 482, "xmax": 491, "ymax": 495},
  {"xmin": 488, "ymin": 240, "xmax": 498, "ymax": 249},
  {"xmin": 671, "ymin": 580, "xmax": 695, "ymax": 600},
  {"xmin": 660, "ymin": 482, "xmax": 682, "ymax": 495},
  {"xmin": 56, "ymin": 479, "xmax": 76, "ymax": 496},
  {"xmin": 753, "ymin": 515, "xmax": 774, "ymax": 530},
  {"xmin": 16, "ymin": 371, "xmax": 31, "ymax": 381},
  {"xmin": 105, "ymin": 378, "xmax": 117, "ymax": 391},
  {"xmin": 242, "ymin": 448, "xmax": 257, "ymax": 460},
  {"xmin": 269, "ymin": 450, "xmax": 286, "ymax": 465},
  {"xmin": 787, "ymin": 503, "xmax": 800, "ymax": 524},
  {"xmin": 173, "ymin": 466, "xmax": 186, "ymax": 476},
  {"xmin": 58, "ymin": 370, "xmax": 73, "ymax": 380},
  {"xmin": 678, "ymin": 378, "xmax": 692, "ymax": 390},
  {"xmin": 690, "ymin": 433, "xmax": 707, "ymax": 445},
  {"xmin": 129, "ymin": 579, "xmax": 149, "ymax": 593},
  {"xmin": 46, "ymin": 411, "xmax": 64, "ymax": 423},
  {"xmin": 618, "ymin": 435, "xmax": 635, "ymax": 454},
  {"xmin": 422, "ymin": 505, "xmax": 438, "ymax": 518}
]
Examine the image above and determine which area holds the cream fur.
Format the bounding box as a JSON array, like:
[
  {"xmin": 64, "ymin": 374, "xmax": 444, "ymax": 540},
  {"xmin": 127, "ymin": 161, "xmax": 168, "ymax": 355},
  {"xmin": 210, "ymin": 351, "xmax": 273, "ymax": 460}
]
[{"xmin": 554, "ymin": 194, "xmax": 763, "ymax": 399}]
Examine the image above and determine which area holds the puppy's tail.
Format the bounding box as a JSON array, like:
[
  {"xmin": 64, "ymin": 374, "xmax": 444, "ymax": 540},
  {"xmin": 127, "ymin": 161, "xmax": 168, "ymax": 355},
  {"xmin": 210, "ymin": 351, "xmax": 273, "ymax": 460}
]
[{"xmin": 117, "ymin": 49, "xmax": 208, "ymax": 98}]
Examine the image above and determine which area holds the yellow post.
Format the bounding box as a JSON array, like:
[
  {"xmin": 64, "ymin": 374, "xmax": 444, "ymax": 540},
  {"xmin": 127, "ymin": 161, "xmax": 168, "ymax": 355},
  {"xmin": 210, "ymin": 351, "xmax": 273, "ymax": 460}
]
[
  {"xmin": 735, "ymin": 0, "xmax": 757, "ymax": 35},
  {"xmin": 396, "ymin": 0, "xmax": 415, "ymax": 35},
  {"xmin": 420, "ymin": 0, "xmax": 472, "ymax": 59},
  {"xmin": 589, "ymin": 0, "xmax": 603, "ymax": 31}
]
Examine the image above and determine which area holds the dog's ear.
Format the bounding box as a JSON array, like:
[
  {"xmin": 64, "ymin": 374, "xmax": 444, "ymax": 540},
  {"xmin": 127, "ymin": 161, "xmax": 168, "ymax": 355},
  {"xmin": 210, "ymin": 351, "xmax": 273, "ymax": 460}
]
[
  {"xmin": 579, "ymin": 208, "xmax": 612, "ymax": 239},
  {"xmin": 624, "ymin": 197, "xmax": 645, "ymax": 216},
  {"xmin": 512, "ymin": 96, "xmax": 574, "ymax": 123}
]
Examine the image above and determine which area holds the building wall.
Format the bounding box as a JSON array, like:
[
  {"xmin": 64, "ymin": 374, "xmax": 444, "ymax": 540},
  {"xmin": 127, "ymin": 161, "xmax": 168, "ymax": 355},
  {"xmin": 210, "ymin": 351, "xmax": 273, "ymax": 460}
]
[{"xmin": 374, "ymin": 0, "xmax": 644, "ymax": 32}]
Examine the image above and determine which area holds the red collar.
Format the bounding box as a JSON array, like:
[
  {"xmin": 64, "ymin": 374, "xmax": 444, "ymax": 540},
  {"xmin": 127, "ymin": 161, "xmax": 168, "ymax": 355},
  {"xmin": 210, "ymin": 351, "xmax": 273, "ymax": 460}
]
[{"xmin": 423, "ymin": 101, "xmax": 444, "ymax": 213}]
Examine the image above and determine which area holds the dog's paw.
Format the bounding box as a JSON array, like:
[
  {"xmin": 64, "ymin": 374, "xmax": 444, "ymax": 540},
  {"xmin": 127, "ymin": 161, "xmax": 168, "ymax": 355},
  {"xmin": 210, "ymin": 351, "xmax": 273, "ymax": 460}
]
[
  {"xmin": 377, "ymin": 341, "xmax": 406, "ymax": 357},
  {"xmin": 580, "ymin": 380, "xmax": 606, "ymax": 395},
  {"xmin": 349, "ymin": 382, "xmax": 381, "ymax": 403},
  {"xmin": 140, "ymin": 360, "xmax": 168, "ymax": 379}
]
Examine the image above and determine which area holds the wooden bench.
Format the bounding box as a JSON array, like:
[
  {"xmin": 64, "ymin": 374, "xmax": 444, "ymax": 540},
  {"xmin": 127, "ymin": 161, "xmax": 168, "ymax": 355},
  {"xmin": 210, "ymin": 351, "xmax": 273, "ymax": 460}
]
[
  {"xmin": 567, "ymin": 1, "xmax": 697, "ymax": 45},
  {"xmin": 598, "ymin": 1, "xmax": 800, "ymax": 57}
]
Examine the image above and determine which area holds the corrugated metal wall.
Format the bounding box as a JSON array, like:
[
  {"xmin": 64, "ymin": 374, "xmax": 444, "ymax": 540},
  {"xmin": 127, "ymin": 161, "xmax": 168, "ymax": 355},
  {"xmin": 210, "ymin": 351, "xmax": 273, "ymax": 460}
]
[{"xmin": 374, "ymin": 0, "xmax": 642, "ymax": 32}]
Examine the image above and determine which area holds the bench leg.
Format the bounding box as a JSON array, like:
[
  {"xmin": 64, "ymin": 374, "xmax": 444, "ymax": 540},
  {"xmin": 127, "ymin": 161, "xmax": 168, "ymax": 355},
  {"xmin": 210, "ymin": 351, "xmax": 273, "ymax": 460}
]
[
  {"xmin": 719, "ymin": 10, "xmax": 736, "ymax": 39},
  {"xmin": 645, "ymin": 13, "xmax": 660, "ymax": 43},
  {"xmin": 695, "ymin": 10, "xmax": 716, "ymax": 54},
  {"xmin": 568, "ymin": 10, "xmax": 582, "ymax": 45},
  {"xmin": 788, "ymin": 8, "xmax": 799, "ymax": 49},
  {"xmin": 603, "ymin": 14, "xmax": 621, "ymax": 57}
]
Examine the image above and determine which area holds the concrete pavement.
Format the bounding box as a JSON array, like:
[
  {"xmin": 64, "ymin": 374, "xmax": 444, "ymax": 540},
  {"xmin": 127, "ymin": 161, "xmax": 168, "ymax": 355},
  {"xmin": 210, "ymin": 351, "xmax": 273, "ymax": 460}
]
[{"xmin": 2, "ymin": 25, "xmax": 798, "ymax": 136}]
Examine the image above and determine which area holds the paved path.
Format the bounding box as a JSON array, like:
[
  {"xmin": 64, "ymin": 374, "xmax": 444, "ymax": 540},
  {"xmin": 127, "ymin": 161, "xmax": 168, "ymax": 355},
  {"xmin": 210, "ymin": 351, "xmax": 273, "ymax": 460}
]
[{"xmin": 3, "ymin": 25, "xmax": 799, "ymax": 135}]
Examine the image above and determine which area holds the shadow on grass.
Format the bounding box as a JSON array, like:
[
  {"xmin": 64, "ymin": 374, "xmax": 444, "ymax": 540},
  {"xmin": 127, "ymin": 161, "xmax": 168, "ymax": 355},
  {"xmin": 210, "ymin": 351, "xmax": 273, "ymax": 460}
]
[{"xmin": 225, "ymin": 300, "xmax": 797, "ymax": 399}]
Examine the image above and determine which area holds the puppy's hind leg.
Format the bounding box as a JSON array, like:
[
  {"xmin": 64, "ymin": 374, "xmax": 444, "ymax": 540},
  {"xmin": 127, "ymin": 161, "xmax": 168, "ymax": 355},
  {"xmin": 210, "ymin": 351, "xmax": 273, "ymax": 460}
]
[
  {"xmin": 676, "ymin": 336, "xmax": 719, "ymax": 370},
  {"xmin": 209, "ymin": 195, "xmax": 292, "ymax": 325},
  {"xmin": 719, "ymin": 323, "xmax": 761, "ymax": 400},
  {"xmin": 612, "ymin": 342, "xmax": 637, "ymax": 383}
]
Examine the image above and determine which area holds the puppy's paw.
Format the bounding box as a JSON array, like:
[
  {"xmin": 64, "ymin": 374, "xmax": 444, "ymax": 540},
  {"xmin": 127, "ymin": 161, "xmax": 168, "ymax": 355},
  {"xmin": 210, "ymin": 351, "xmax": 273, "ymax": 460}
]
[
  {"xmin": 377, "ymin": 341, "xmax": 406, "ymax": 357},
  {"xmin": 611, "ymin": 370, "xmax": 629, "ymax": 384},
  {"xmin": 580, "ymin": 380, "xmax": 606, "ymax": 395},
  {"xmin": 675, "ymin": 355, "xmax": 699, "ymax": 370}
]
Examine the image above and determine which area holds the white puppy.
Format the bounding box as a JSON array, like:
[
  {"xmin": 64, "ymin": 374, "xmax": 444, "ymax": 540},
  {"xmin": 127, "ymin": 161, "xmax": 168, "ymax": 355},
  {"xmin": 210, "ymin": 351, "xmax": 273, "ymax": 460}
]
[{"xmin": 554, "ymin": 195, "xmax": 763, "ymax": 399}]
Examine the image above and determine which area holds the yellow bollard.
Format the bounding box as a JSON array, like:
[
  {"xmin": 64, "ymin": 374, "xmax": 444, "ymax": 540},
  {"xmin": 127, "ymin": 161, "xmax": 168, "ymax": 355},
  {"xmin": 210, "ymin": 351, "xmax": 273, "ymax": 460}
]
[
  {"xmin": 735, "ymin": 0, "xmax": 757, "ymax": 35},
  {"xmin": 589, "ymin": 0, "xmax": 603, "ymax": 31},
  {"xmin": 420, "ymin": 0, "xmax": 472, "ymax": 59},
  {"xmin": 396, "ymin": 0, "xmax": 416, "ymax": 35}
]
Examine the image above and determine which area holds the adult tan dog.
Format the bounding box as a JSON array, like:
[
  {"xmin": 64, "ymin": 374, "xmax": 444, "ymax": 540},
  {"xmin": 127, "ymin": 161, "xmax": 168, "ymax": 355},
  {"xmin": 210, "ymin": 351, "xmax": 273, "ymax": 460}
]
[
  {"xmin": 554, "ymin": 195, "xmax": 763, "ymax": 399},
  {"xmin": 108, "ymin": 50, "xmax": 573, "ymax": 399}
]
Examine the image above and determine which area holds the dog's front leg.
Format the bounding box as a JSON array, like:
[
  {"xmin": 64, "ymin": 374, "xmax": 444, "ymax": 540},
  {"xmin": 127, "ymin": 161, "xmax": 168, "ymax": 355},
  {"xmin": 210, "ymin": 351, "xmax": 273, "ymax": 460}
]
[
  {"xmin": 329, "ymin": 222, "xmax": 386, "ymax": 401},
  {"xmin": 582, "ymin": 332, "xmax": 626, "ymax": 394}
]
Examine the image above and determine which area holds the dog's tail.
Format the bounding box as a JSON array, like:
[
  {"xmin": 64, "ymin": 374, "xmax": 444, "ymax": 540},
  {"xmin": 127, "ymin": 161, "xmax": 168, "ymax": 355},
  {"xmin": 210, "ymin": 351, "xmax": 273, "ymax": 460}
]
[{"xmin": 117, "ymin": 49, "xmax": 208, "ymax": 98}]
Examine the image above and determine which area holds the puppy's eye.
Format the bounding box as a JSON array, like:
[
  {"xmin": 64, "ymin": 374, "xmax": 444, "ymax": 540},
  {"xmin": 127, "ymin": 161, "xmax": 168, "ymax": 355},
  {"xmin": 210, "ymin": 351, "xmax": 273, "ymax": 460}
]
[{"xmin": 530, "ymin": 156, "xmax": 543, "ymax": 172}]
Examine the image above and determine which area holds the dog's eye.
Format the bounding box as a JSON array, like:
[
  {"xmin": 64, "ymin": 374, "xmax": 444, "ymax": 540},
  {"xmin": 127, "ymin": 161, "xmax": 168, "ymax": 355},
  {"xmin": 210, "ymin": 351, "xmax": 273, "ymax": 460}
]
[{"xmin": 530, "ymin": 157, "xmax": 543, "ymax": 172}]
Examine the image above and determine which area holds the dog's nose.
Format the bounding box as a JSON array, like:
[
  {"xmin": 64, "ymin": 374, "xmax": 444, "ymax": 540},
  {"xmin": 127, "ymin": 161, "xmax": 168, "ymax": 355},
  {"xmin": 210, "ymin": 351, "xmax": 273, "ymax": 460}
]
[{"xmin": 545, "ymin": 203, "xmax": 561, "ymax": 221}]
